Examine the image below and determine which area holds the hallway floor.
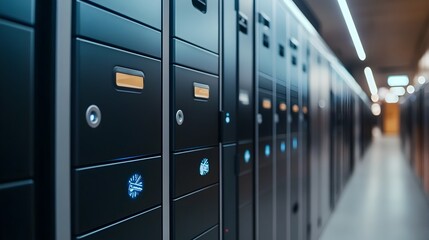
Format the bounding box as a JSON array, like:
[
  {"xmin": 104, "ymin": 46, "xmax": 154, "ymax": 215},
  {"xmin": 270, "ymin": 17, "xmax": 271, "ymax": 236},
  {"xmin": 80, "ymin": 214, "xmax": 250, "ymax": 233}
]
[{"xmin": 320, "ymin": 136, "xmax": 429, "ymax": 240}]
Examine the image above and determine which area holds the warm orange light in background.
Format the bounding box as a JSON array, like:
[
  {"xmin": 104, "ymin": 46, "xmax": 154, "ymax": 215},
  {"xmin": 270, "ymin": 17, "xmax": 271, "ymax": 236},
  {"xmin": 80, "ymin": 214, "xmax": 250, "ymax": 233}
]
[{"xmin": 383, "ymin": 103, "xmax": 400, "ymax": 135}]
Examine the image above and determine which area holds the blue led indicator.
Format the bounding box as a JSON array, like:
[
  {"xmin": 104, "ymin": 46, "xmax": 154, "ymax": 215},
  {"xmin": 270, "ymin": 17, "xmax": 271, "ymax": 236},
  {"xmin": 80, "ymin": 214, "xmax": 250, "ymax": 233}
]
[
  {"xmin": 225, "ymin": 112, "xmax": 231, "ymax": 124},
  {"xmin": 293, "ymin": 138, "xmax": 298, "ymax": 149},
  {"xmin": 280, "ymin": 141, "xmax": 286, "ymax": 153},
  {"xmin": 244, "ymin": 150, "xmax": 251, "ymax": 163},
  {"xmin": 128, "ymin": 174, "xmax": 143, "ymax": 199},
  {"xmin": 200, "ymin": 158, "xmax": 210, "ymax": 176},
  {"xmin": 265, "ymin": 145, "xmax": 271, "ymax": 157}
]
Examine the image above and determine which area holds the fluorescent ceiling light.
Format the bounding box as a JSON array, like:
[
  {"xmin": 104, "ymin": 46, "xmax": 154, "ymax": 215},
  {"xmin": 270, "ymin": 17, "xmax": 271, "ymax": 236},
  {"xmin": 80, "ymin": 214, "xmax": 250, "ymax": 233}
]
[
  {"xmin": 388, "ymin": 75, "xmax": 409, "ymax": 86},
  {"xmin": 364, "ymin": 67, "xmax": 377, "ymax": 95},
  {"xmin": 385, "ymin": 93, "xmax": 399, "ymax": 103},
  {"xmin": 418, "ymin": 76, "xmax": 426, "ymax": 84},
  {"xmin": 390, "ymin": 87, "xmax": 405, "ymax": 96},
  {"xmin": 371, "ymin": 103, "xmax": 381, "ymax": 116},
  {"xmin": 407, "ymin": 85, "xmax": 415, "ymax": 94},
  {"xmin": 371, "ymin": 95, "xmax": 379, "ymax": 102},
  {"xmin": 337, "ymin": 0, "xmax": 366, "ymax": 61}
]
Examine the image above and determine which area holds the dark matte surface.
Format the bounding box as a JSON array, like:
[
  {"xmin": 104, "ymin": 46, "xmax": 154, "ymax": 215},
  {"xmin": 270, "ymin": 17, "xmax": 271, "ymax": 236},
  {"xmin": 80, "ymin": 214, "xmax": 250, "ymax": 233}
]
[
  {"xmin": 172, "ymin": 39, "xmax": 219, "ymax": 75},
  {"xmin": 0, "ymin": 0, "xmax": 34, "ymax": 24},
  {"xmin": 173, "ymin": 65, "xmax": 219, "ymax": 151},
  {"xmin": 173, "ymin": 147, "xmax": 219, "ymax": 198},
  {"xmin": 0, "ymin": 181, "xmax": 34, "ymax": 240},
  {"xmin": 73, "ymin": 157, "xmax": 162, "ymax": 235},
  {"xmin": 73, "ymin": 39, "xmax": 162, "ymax": 166},
  {"xmin": 0, "ymin": 20, "xmax": 34, "ymax": 182},
  {"xmin": 76, "ymin": 1, "xmax": 161, "ymax": 58},
  {"xmin": 77, "ymin": 207, "xmax": 162, "ymax": 240},
  {"xmin": 86, "ymin": 0, "xmax": 161, "ymax": 30},
  {"xmin": 173, "ymin": 184, "xmax": 219, "ymax": 240}
]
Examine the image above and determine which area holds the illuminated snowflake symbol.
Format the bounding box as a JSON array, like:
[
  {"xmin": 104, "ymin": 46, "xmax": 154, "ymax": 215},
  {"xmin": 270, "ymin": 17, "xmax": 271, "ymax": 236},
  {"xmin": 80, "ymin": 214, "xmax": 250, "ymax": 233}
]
[
  {"xmin": 128, "ymin": 173, "xmax": 143, "ymax": 199},
  {"xmin": 199, "ymin": 158, "xmax": 210, "ymax": 176}
]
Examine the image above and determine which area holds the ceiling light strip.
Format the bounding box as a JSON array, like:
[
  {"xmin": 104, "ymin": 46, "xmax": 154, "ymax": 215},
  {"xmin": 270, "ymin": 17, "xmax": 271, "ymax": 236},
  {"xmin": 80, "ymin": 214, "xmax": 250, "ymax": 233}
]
[
  {"xmin": 364, "ymin": 67, "xmax": 378, "ymax": 95},
  {"xmin": 337, "ymin": 0, "xmax": 366, "ymax": 61}
]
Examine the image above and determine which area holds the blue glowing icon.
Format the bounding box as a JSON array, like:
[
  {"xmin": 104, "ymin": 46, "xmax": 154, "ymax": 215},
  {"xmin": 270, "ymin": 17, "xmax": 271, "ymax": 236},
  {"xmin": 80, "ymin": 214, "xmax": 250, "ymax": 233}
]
[
  {"xmin": 128, "ymin": 174, "xmax": 143, "ymax": 199},
  {"xmin": 244, "ymin": 150, "xmax": 251, "ymax": 163},
  {"xmin": 200, "ymin": 158, "xmax": 210, "ymax": 176},
  {"xmin": 225, "ymin": 112, "xmax": 231, "ymax": 124},
  {"xmin": 280, "ymin": 141, "xmax": 286, "ymax": 153},
  {"xmin": 293, "ymin": 137, "xmax": 298, "ymax": 150},
  {"xmin": 265, "ymin": 145, "xmax": 271, "ymax": 157}
]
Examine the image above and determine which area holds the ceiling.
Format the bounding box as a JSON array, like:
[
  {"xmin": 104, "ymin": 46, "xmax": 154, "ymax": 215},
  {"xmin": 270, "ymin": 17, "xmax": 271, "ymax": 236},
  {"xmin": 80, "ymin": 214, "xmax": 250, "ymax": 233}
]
[{"xmin": 303, "ymin": 0, "xmax": 429, "ymax": 95}]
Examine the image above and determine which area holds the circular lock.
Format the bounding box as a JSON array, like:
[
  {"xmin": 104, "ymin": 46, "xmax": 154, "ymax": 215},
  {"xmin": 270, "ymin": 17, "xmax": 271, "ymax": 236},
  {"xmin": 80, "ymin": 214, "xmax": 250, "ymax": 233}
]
[
  {"xmin": 86, "ymin": 105, "xmax": 101, "ymax": 128},
  {"xmin": 176, "ymin": 110, "xmax": 184, "ymax": 125}
]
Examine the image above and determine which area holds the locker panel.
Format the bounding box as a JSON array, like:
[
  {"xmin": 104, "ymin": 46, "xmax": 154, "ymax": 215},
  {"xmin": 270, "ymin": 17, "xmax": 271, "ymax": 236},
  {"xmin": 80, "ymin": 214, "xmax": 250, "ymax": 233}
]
[
  {"xmin": 73, "ymin": 40, "xmax": 162, "ymax": 167},
  {"xmin": 76, "ymin": 1, "xmax": 161, "ymax": 58},
  {"xmin": 275, "ymin": 5, "xmax": 287, "ymax": 83},
  {"xmin": 173, "ymin": 0, "xmax": 219, "ymax": 53},
  {"xmin": 0, "ymin": 20, "xmax": 34, "ymax": 182},
  {"xmin": 256, "ymin": 0, "xmax": 274, "ymax": 76},
  {"xmin": 73, "ymin": 157, "xmax": 162, "ymax": 235},
  {"xmin": 222, "ymin": 0, "xmax": 238, "ymax": 143},
  {"xmin": 173, "ymin": 147, "xmax": 219, "ymax": 198},
  {"xmin": 277, "ymin": 93, "xmax": 287, "ymax": 135},
  {"xmin": 77, "ymin": 207, "xmax": 162, "ymax": 240},
  {"xmin": 0, "ymin": 181, "xmax": 34, "ymax": 240},
  {"xmin": 238, "ymin": 0, "xmax": 254, "ymax": 142},
  {"xmin": 86, "ymin": 0, "xmax": 161, "ymax": 30},
  {"xmin": 172, "ymin": 38, "xmax": 219, "ymax": 75},
  {"xmin": 222, "ymin": 144, "xmax": 237, "ymax": 240},
  {"xmin": 0, "ymin": 0, "xmax": 34, "ymax": 24},
  {"xmin": 276, "ymin": 135, "xmax": 287, "ymax": 240},
  {"xmin": 259, "ymin": 89, "xmax": 274, "ymax": 138},
  {"xmin": 173, "ymin": 65, "xmax": 219, "ymax": 151},
  {"xmin": 173, "ymin": 184, "xmax": 219, "ymax": 240}
]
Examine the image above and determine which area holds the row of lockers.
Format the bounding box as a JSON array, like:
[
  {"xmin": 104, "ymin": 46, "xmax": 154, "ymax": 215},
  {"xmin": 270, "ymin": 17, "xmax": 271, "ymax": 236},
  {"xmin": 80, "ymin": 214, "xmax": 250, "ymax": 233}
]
[
  {"xmin": 0, "ymin": 0, "xmax": 373, "ymax": 239},
  {"xmin": 400, "ymin": 83, "xmax": 429, "ymax": 196}
]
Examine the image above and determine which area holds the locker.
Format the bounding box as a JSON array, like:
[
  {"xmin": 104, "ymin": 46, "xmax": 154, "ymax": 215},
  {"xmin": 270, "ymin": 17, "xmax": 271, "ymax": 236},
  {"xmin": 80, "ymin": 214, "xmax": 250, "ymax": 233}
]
[
  {"xmin": 86, "ymin": 0, "xmax": 161, "ymax": 30},
  {"xmin": 173, "ymin": 147, "xmax": 219, "ymax": 198},
  {"xmin": 73, "ymin": 157, "xmax": 162, "ymax": 234},
  {"xmin": 257, "ymin": 0, "xmax": 274, "ymax": 76},
  {"xmin": 172, "ymin": 0, "xmax": 219, "ymax": 53},
  {"xmin": 77, "ymin": 207, "xmax": 162, "ymax": 240},
  {"xmin": 76, "ymin": 1, "xmax": 161, "ymax": 58},
  {"xmin": 172, "ymin": 39, "xmax": 219, "ymax": 75},
  {"xmin": 173, "ymin": 65, "xmax": 219, "ymax": 151},
  {"xmin": 173, "ymin": 184, "xmax": 219, "ymax": 240},
  {"xmin": 73, "ymin": 39, "xmax": 162, "ymax": 166},
  {"xmin": 238, "ymin": 143, "xmax": 254, "ymax": 240},
  {"xmin": 0, "ymin": 0, "xmax": 34, "ymax": 24},
  {"xmin": 221, "ymin": 0, "xmax": 238, "ymax": 143},
  {"xmin": 275, "ymin": 5, "xmax": 287, "ymax": 84},
  {"xmin": 222, "ymin": 145, "xmax": 237, "ymax": 239},
  {"xmin": 0, "ymin": 181, "xmax": 34, "ymax": 240},
  {"xmin": 258, "ymin": 89, "xmax": 274, "ymax": 137},
  {"xmin": 0, "ymin": 20, "xmax": 34, "ymax": 182}
]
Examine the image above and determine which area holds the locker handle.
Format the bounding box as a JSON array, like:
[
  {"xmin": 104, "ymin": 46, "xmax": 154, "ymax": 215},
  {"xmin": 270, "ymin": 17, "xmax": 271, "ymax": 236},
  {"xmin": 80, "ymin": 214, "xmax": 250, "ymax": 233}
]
[
  {"xmin": 238, "ymin": 12, "xmax": 248, "ymax": 34},
  {"xmin": 263, "ymin": 33, "xmax": 270, "ymax": 48},
  {"xmin": 289, "ymin": 38, "xmax": 299, "ymax": 50},
  {"xmin": 279, "ymin": 44, "xmax": 285, "ymax": 57},
  {"xmin": 258, "ymin": 12, "xmax": 270, "ymax": 29},
  {"xmin": 192, "ymin": 0, "xmax": 207, "ymax": 13},
  {"xmin": 114, "ymin": 66, "xmax": 144, "ymax": 92},
  {"xmin": 292, "ymin": 202, "xmax": 299, "ymax": 214}
]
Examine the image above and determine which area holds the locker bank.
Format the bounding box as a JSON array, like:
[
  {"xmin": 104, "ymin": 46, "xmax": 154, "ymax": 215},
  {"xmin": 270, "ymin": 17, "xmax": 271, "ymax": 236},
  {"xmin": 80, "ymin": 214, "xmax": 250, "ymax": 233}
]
[{"xmin": 3, "ymin": 0, "xmax": 429, "ymax": 239}]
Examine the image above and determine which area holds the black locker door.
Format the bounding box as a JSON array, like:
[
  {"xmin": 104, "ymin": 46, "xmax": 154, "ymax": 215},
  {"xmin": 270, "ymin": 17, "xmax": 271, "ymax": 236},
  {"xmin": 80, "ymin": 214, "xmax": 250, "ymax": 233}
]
[
  {"xmin": 71, "ymin": 1, "xmax": 163, "ymax": 239},
  {"xmin": 237, "ymin": 0, "xmax": 255, "ymax": 239},
  {"xmin": 0, "ymin": 2, "xmax": 36, "ymax": 239}
]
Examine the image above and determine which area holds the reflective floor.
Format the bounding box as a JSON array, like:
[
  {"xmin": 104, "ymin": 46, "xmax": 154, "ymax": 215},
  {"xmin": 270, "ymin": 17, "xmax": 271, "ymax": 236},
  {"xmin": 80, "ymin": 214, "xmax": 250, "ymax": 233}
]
[{"xmin": 320, "ymin": 136, "xmax": 429, "ymax": 240}]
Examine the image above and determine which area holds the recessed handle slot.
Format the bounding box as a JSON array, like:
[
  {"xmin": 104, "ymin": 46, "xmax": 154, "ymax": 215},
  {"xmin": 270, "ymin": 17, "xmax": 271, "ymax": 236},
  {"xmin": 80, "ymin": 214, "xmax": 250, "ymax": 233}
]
[
  {"xmin": 192, "ymin": 0, "xmax": 207, "ymax": 13},
  {"xmin": 194, "ymin": 82, "xmax": 210, "ymax": 100},
  {"xmin": 238, "ymin": 12, "xmax": 248, "ymax": 34},
  {"xmin": 289, "ymin": 38, "xmax": 299, "ymax": 50},
  {"xmin": 263, "ymin": 33, "xmax": 270, "ymax": 48},
  {"xmin": 279, "ymin": 44, "xmax": 285, "ymax": 57},
  {"xmin": 292, "ymin": 202, "xmax": 299, "ymax": 214},
  {"xmin": 114, "ymin": 66, "xmax": 144, "ymax": 92}
]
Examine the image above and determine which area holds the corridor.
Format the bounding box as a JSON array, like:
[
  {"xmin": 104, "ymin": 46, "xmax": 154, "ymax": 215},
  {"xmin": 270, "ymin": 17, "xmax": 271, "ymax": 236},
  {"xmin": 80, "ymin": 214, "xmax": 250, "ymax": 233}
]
[{"xmin": 320, "ymin": 136, "xmax": 429, "ymax": 240}]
